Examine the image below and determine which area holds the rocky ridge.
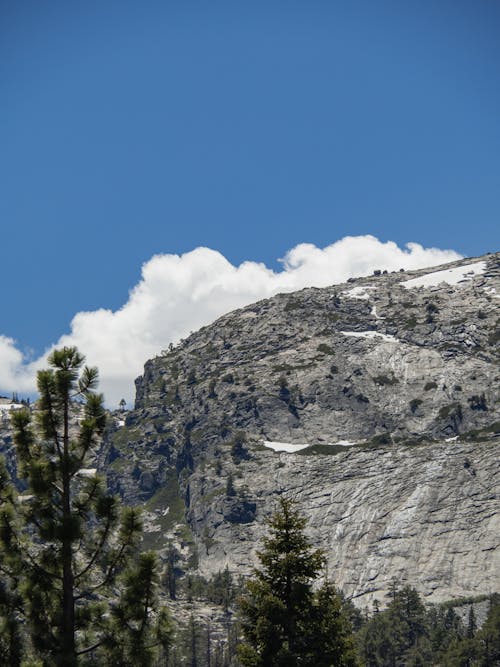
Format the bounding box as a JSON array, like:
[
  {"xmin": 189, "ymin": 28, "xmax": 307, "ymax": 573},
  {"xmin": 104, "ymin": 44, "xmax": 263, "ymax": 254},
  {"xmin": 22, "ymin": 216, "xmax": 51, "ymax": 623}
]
[
  {"xmin": 101, "ymin": 251, "xmax": 499, "ymax": 607},
  {"xmin": 2, "ymin": 254, "xmax": 498, "ymax": 610}
]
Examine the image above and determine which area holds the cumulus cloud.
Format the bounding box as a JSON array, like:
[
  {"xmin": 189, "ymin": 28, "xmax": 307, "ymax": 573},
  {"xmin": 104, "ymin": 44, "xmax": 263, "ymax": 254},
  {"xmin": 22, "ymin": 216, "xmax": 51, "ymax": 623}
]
[{"xmin": 0, "ymin": 236, "xmax": 461, "ymax": 406}]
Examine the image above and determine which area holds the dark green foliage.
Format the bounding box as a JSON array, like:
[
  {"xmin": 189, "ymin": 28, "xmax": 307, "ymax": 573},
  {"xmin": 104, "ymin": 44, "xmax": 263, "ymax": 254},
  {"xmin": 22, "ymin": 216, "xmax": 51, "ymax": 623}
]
[
  {"xmin": 425, "ymin": 302, "xmax": 439, "ymax": 323},
  {"xmin": 409, "ymin": 398, "xmax": 423, "ymax": 414},
  {"xmin": 468, "ymin": 394, "xmax": 488, "ymax": 411},
  {"xmin": 278, "ymin": 375, "xmax": 289, "ymax": 399},
  {"xmin": 180, "ymin": 568, "xmax": 239, "ymax": 611},
  {"xmin": 356, "ymin": 588, "xmax": 500, "ymax": 667},
  {"xmin": 238, "ymin": 498, "xmax": 358, "ymax": 666},
  {"xmin": 226, "ymin": 473, "xmax": 236, "ymax": 497},
  {"xmin": 230, "ymin": 431, "xmax": 248, "ymax": 464},
  {"xmin": 369, "ymin": 433, "xmax": 391, "ymax": 446},
  {"xmin": 0, "ymin": 567, "xmax": 23, "ymax": 667},
  {"xmin": 163, "ymin": 543, "xmax": 181, "ymax": 600},
  {"xmin": 277, "ymin": 377, "xmax": 301, "ymax": 418},
  {"xmin": 439, "ymin": 402, "xmax": 463, "ymax": 423},
  {"xmin": 98, "ymin": 552, "xmax": 173, "ymax": 666},
  {"xmin": 424, "ymin": 381, "xmax": 437, "ymax": 391},
  {"xmin": 208, "ymin": 379, "xmax": 217, "ymax": 398},
  {"xmin": 372, "ymin": 374, "xmax": 398, "ymax": 386},
  {"xmin": 317, "ymin": 343, "xmax": 335, "ymax": 355},
  {"xmin": 0, "ymin": 347, "xmax": 172, "ymax": 665},
  {"xmin": 358, "ymin": 586, "xmax": 431, "ymax": 666}
]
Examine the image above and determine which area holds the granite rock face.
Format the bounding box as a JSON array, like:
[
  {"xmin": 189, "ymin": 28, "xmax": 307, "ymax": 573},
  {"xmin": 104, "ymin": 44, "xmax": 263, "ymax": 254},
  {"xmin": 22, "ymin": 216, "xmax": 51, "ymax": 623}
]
[{"xmin": 94, "ymin": 253, "xmax": 500, "ymax": 604}]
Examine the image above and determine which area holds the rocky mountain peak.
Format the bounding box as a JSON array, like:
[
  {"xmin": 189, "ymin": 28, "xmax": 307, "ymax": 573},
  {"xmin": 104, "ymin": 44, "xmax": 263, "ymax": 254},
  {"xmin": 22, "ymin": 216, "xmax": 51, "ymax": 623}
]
[{"xmin": 102, "ymin": 252, "xmax": 499, "ymax": 605}]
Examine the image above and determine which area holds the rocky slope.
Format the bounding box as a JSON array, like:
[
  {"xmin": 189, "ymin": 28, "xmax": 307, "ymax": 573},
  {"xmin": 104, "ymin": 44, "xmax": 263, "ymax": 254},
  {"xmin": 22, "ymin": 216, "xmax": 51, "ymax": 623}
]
[
  {"xmin": 99, "ymin": 251, "xmax": 500, "ymax": 607},
  {"xmin": 2, "ymin": 253, "xmax": 494, "ymax": 610}
]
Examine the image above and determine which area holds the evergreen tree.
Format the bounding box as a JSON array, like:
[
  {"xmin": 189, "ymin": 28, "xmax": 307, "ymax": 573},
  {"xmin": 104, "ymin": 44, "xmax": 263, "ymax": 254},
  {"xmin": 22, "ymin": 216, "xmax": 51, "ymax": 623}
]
[
  {"xmin": 358, "ymin": 586, "xmax": 430, "ymax": 666},
  {"xmin": 238, "ymin": 497, "xmax": 358, "ymax": 666},
  {"xmin": 98, "ymin": 552, "xmax": 173, "ymax": 666},
  {"xmin": 0, "ymin": 346, "xmax": 171, "ymax": 665}
]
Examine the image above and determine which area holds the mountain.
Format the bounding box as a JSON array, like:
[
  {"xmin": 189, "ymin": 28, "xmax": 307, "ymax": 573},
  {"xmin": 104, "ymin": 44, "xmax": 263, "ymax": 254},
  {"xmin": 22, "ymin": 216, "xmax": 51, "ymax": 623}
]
[
  {"xmin": 99, "ymin": 251, "xmax": 499, "ymax": 607},
  {"xmin": 2, "ymin": 253, "xmax": 497, "ymax": 610}
]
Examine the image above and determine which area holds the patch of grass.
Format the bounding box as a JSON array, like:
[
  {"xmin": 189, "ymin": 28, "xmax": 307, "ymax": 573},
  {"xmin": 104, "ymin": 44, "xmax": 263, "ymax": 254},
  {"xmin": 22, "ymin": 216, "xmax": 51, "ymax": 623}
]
[
  {"xmin": 143, "ymin": 471, "xmax": 185, "ymax": 531},
  {"xmin": 111, "ymin": 427, "xmax": 142, "ymax": 448},
  {"xmin": 367, "ymin": 433, "xmax": 392, "ymax": 446},
  {"xmin": 438, "ymin": 403, "xmax": 463, "ymax": 420},
  {"xmin": 317, "ymin": 343, "xmax": 335, "ymax": 355},
  {"xmin": 372, "ymin": 374, "xmax": 398, "ymax": 386},
  {"xmin": 109, "ymin": 457, "xmax": 129, "ymax": 472},
  {"xmin": 461, "ymin": 421, "xmax": 500, "ymax": 441},
  {"xmin": 296, "ymin": 444, "xmax": 347, "ymax": 456}
]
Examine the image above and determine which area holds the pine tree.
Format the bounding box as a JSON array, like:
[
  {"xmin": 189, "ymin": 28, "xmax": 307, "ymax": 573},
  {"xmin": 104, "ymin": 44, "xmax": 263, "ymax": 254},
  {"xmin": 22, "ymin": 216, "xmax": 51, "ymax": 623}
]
[
  {"xmin": 98, "ymin": 552, "xmax": 173, "ymax": 666},
  {"xmin": 0, "ymin": 346, "xmax": 171, "ymax": 665},
  {"xmin": 238, "ymin": 497, "xmax": 358, "ymax": 666}
]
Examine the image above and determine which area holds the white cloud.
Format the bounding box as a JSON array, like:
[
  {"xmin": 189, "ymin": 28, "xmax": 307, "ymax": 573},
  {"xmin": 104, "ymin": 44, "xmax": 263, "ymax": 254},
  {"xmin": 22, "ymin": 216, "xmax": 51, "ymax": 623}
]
[{"xmin": 0, "ymin": 236, "xmax": 461, "ymax": 406}]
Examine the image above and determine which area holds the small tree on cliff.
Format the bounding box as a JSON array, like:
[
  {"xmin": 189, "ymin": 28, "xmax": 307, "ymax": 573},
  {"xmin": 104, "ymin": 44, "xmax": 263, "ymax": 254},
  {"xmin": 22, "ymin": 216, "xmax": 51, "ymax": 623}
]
[
  {"xmin": 0, "ymin": 346, "xmax": 171, "ymax": 666},
  {"xmin": 238, "ymin": 497, "xmax": 359, "ymax": 666}
]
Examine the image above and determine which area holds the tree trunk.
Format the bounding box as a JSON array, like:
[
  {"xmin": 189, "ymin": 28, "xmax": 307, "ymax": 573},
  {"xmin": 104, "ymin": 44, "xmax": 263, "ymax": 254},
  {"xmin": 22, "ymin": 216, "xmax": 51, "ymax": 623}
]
[{"xmin": 60, "ymin": 398, "xmax": 76, "ymax": 666}]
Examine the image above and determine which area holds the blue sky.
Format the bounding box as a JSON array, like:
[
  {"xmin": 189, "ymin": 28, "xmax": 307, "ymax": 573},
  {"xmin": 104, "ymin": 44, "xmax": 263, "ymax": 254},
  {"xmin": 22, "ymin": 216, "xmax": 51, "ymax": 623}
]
[{"xmin": 1, "ymin": 1, "xmax": 499, "ymax": 402}]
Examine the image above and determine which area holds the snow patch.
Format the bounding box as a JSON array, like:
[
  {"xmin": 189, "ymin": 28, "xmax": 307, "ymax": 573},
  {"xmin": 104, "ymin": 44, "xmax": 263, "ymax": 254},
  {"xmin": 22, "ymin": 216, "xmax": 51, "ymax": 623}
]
[
  {"xmin": 340, "ymin": 331, "xmax": 399, "ymax": 343},
  {"xmin": 343, "ymin": 286, "xmax": 376, "ymax": 300},
  {"xmin": 0, "ymin": 403, "xmax": 24, "ymax": 411},
  {"xmin": 328, "ymin": 440, "xmax": 357, "ymax": 447},
  {"xmin": 77, "ymin": 468, "xmax": 98, "ymax": 478},
  {"xmin": 262, "ymin": 440, "xmax": 310, "ymax": 453},
  {"xmin": 401, "ymin": 261, "xmax": 486, "ymax": 290},
  {"xmin": 17, "ymin": 494, "xmax": 34, "ymax": 503}
]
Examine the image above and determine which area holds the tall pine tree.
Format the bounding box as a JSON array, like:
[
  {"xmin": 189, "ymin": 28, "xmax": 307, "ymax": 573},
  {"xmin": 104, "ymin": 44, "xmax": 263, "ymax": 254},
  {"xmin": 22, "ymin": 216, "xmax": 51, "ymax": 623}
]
[
  {"xmin": 0, "ymin": 346, "xmax": 171, "ymax": 665},
  {"xmin": 238, "ymin": 497, "xmax": 358, "ymax": 666}
]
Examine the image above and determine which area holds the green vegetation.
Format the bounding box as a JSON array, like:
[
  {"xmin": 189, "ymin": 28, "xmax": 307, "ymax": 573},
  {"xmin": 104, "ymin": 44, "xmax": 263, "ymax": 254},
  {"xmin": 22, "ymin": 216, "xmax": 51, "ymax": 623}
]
[
  {"xmin": 238, "ymin": 498, "xmax": 358, "ymax": 666},
  {"xmin": 0, "ymin": 347, "xmax": 171, "ymax": 666},
  {"xmin": 439, "ymin": 402, "xmax": 463, "ymax": 420},
  {"xmin": 488, "ymin": 328, "xmax": 500, "ymax": 345},
  {"xmin": 296, "ymin": 443, "xmax": 350, "ymax": 456},
  {"xmin": 372, "ymin": 373, "xmax": 399, "ymax": 386},
  {"xmin": 424, "ymin": 381, "xmax": 438, "ymax": 391},
  {"xmin": 317, "ymin": 343, "xmax": 335, "ymax": 355},
  {"xmin": 409, "ymin": 398, "xmax": 423, "ymax": 414},
  {"xmin": 284, "ymin": 298, "xmax": 303, "ymax": 312},
  {"xmin": 142, "ymin": 472, "xmax": 186, "ymax": 547},
  {"xmin": 468, "ymin": 393, "xmax": 488, "ymax": 411},
  {"xmin": 461, "ymin": 421, "xmax": 500, "ymax": 441},
  {"xmin": 231, "ymin": 431, "xmax": 248, "ymax": 464},
  {"xmin": 357, "ymin": 589, "xmax": 500, "ymax": 667}
]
